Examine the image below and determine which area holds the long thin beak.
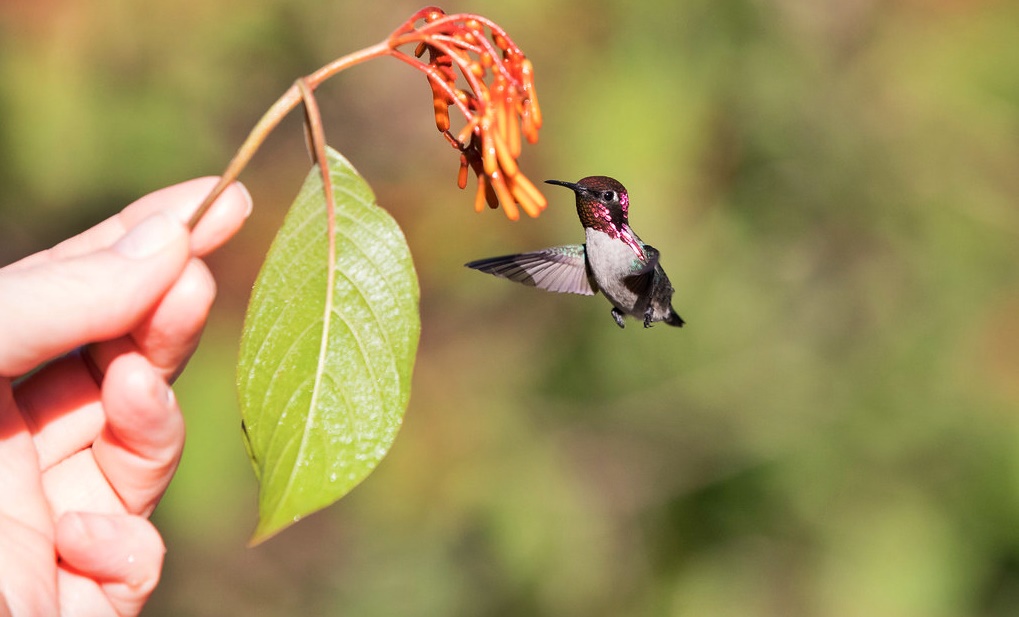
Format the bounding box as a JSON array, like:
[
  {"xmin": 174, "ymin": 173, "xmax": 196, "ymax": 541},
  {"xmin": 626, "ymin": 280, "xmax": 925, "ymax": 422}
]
[{"xmin": 544, "ymin": 179, "xmax": 583, "ymax": 193}]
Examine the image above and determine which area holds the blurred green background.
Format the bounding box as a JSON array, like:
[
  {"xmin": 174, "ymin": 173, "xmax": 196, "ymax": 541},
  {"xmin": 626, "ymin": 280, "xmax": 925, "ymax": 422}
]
[{"xmin": 3, "ymin": 0, "xmax": 1019, "ymax": 615}]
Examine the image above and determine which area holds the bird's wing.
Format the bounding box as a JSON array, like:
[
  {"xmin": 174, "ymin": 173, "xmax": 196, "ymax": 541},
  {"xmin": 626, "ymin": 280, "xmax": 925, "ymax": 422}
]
[
  {"xmin": 623, "ymin": 244, "xmax": 661, "ymax": 298},
  {"xmin": 466, "ymin": 245, "xmax": 597, "ymax": 296}
]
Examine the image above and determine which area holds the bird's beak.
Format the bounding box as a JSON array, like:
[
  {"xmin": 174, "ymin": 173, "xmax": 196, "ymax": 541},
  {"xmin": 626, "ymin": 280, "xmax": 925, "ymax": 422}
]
[{"xmin": 545, "ymin": 179, "xmax": 583, "ymax": 193}]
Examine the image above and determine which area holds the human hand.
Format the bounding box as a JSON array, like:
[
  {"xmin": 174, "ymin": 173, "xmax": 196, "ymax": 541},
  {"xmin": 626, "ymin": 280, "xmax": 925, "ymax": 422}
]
[{"xmin": 0, "ymin": 179, "xmax": 251, "ymax": 616}]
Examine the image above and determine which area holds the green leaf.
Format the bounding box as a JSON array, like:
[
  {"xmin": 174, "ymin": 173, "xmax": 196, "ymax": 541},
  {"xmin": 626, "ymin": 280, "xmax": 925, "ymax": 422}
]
[{"xmin": 237, "ymin": 147, "xmax": 420, "ymax": 545}]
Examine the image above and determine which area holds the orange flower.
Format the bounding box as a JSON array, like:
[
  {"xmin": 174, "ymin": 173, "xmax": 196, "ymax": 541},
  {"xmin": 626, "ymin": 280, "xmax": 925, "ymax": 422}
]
[{"xmin": 387, "ymin": 7, "xmax": 546, "ymax": 220}]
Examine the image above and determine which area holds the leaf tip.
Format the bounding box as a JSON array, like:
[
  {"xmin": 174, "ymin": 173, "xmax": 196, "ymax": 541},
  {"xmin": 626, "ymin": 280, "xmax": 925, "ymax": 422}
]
[{"xmin": 248, "ymin": 512, "xmax": 304, "ymax": 547}]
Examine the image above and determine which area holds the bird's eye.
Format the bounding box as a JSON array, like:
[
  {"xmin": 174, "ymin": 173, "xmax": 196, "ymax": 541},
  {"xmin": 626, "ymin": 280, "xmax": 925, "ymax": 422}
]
[{"xmin": 602, "ymin": 191, "xmax": 616, "ymax": 202}]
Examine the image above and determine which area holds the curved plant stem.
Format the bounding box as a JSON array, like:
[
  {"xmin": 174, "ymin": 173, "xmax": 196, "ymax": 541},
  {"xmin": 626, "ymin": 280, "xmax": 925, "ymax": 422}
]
[
  {"xmin": 188, "ymin": 41, "xmax": 391, "ymax": 229},
  {"xmin": 293, "ymin": 79, "xmax": 337, "ymax": 361},
  {"xmin": 189, "ymin": 7, "xmax": 544, "ymax": 227}
]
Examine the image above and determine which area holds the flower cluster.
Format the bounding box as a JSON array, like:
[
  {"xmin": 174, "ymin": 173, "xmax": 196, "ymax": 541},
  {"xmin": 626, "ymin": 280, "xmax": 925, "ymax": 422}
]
[{"xmin": 388, "ymin": 7, "xmax": 546, "ymax": 220}]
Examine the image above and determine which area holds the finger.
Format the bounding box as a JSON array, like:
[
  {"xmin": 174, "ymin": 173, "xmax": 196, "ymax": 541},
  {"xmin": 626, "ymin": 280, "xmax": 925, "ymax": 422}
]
[
  {"xmin": 0, "ymin": 382, "xmax": 56, "ymax": 539},
  {"xmin": 56, "ymin": 512, "xmax": 165, "ymax": 617},
  {"xmin": 122, "ymin": 179, "xmax": 252, "ymax": 257},
  {"xmin": 13, "ymin": 351, "xmax": 104, "ymax": 470},
  {"xmin": 87, "ymin": 257, "xmax": 216, "ymax": 384},
  {"xmin": 0, "ymin": 512, "xmax": 59, "ymax": 617},
  {"xmin": 0, "ymin": 211, "xmax": 190, "ymax": 377},
  {"xmin": 134, "ymin": 259, "xmax": 216, "ymax": 382},
  {"xmin": 133, "ymin": 254, "xmax": 215, "ymax": 379},
  {"xmin": 41, "ymin": 449, "xmax": 123, "ymax": 521},
  {"xmin": 9, "ymin": 179, "xmax": 251, "ymax": 272},
  {"xmin": 16, "ymin": 258, "xmax": 209, "ymax": 476},
  {"xmin": 93, "ymin": 353, "xmax": 184, "ymax": 515}
]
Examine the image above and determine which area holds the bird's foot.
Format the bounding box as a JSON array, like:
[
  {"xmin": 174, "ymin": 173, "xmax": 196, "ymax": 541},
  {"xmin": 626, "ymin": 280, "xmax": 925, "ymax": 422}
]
[{"xmin": 611, "ymin": 308, "xmax": 626, "ymax": 329}]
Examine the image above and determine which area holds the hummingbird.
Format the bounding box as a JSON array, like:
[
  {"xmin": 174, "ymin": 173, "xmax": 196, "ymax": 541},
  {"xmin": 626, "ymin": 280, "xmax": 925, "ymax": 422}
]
[{"xmin": 466, "ymin": 176, "xmax": 684, "ymax": 329}]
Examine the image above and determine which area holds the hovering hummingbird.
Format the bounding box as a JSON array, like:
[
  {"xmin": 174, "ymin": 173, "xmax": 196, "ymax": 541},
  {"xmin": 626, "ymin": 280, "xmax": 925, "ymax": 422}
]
[{"xmin": 466, "ymin": 176, "xmax": 684, "ymax": 329}]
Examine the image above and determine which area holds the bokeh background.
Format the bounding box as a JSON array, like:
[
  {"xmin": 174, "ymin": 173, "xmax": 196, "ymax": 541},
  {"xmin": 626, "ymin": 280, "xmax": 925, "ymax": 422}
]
[{"xmin": 3, "ymin": 0, "xmax": 1019, "ymax": 615}]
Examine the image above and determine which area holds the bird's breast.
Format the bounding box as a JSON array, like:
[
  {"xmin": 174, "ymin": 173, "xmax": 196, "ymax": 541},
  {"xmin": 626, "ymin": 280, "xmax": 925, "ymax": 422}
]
[
  {"xmin": 585, "ymin": 228, "xmax": 644, "ymax": 275},
  {"xmin": 585, "ymin": 228, "xmax": 646, "ymax": 310}
]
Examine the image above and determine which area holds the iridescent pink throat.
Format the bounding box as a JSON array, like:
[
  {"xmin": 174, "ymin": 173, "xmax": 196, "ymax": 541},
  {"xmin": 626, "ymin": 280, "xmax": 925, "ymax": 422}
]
[
  {"xmin": 616, "ymin": 226, "xmax": 646, "ymax": 261},
  {"xmin": 583, "ymin": 193, "xmax": 645, "ymax": 261}
]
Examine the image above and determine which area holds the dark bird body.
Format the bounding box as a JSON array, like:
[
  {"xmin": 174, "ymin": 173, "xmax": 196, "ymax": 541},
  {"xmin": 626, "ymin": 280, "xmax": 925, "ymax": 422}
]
[{"xmin": 466, "ymin": 176, "xmax": 684, "ymax": 329}]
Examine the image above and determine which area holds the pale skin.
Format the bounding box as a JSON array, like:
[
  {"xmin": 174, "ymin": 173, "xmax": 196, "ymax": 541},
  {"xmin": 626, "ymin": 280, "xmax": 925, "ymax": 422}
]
[{"xmin": 0, "ymin": 178, "xmax": 251, "ymax": 616}]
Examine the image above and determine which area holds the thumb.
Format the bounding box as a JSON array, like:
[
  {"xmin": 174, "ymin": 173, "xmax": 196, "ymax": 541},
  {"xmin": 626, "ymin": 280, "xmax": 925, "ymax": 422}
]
[{"xmin": 0, "ymin": 212, "xmax": 190, "ymax": 377}]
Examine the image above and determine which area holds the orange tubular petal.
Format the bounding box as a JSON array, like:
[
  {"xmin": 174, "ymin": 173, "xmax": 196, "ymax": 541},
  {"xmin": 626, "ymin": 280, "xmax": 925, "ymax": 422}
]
[
  {"xmin": 520, "ymin": 59, "xmax": 543, "ymax": 130},
  {"xmin": 481, "ymin": 126, "xmax": 498, "ymax": 176},
  {"xmin": 503, "ymin": 203, "xmax": 520, "ymax": 221},
  {"xmin": 505, "ymin": 99, "xmax": 521, "ymax": 158},
  {"xmin": 496, "ymin": 96, "xmax": 508, "ymax": 150},
  {"xmin": 512, "ymin": 174, "xmax": 547, "ymax": 214},
  {"xmin": 529, "ymin": 95, "xmax": 543, "ymax": 131},
  {"xmin": 474, "ymin": 177, "xmax": 488, "ymax": 212},
  {"xmin": 499, "ymin": 93, "xmax": 513, "ymax": 148},
  {"xmin": 484, "ymin": 178, "xmax": 499, "ymax": 209},
  {"xmin": 434, "ymin": 104, "xmax": 451, "ymax": 132},
  {"xmin": 521, "ymin": 109, "xmax": 538, "ymax": 144},
  {"xmin": 456, "ymin": 120, "xmax": 478, "ymax": 148},
  {"xmin": 432, "ymin": 101, "xmax": 451, "ymax": 132},
  {"xmin": 491, "ymin": 128, "xmax": 518, "ymax": 178},
  {"xmin": 428, "ymin": 80, "xmax": 452, "ymax": 132},
  {"xmin": 520, "ymin": 58, "xmax": 535, "ymax": 82},
  {"xmin": 457, "ymin": 154, "xmax": 470, "ymax": 189},
  {"xmin": 511, "ymin": 186, "xmax": 541, "ymax": 218},
  {"xmin": 406, "ymin": 13, "xmax": 543, "ymax": 220},
  {"xmin": 490, "ymin": 78, "xmax": 507, "ymax": 133},
  {"xmin": 500, "ymin": 200, "xmax": 520, "ymax": 220},
  {"xmin": 489, "ymin": 171, "xmax": 519, "ymax": 220}
]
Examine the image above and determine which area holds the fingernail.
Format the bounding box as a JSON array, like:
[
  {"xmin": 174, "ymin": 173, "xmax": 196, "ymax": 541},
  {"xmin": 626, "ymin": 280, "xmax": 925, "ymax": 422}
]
[
  {"xmin": 114, "ymin": 212, "xmax": 181, "ymax": 259},
  {"xmin": 67, "ymin": 512, "xmax": 117, "ymax": 543},
  {"xmin": 235, "ymin": 182, "xmax": 254, "ymax": 218}
]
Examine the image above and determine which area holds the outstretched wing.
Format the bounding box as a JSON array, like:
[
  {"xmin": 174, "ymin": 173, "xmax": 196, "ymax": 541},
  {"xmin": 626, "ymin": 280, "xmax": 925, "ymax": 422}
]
[{"xmin": 466, "ymin": 245, "xmax": 597, "ymax": 295}]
